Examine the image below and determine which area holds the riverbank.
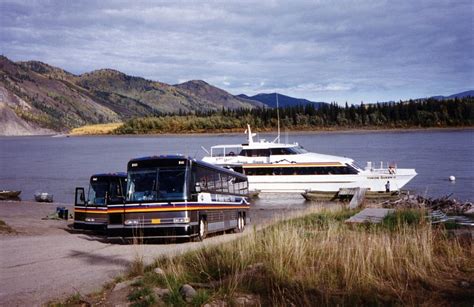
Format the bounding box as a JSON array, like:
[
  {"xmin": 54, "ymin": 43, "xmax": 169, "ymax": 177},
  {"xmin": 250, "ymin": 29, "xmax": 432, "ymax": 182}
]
[
  {"xmin": 66, "ymin": 124, "xmax": 474, "ymax": 137},
  {"xmin": 0, "ymin": 197, "xmax": 314, "ymax": 306},
  {"xmin": 53, "ymin": 206, "xmax": 473, "ymax": 306}
]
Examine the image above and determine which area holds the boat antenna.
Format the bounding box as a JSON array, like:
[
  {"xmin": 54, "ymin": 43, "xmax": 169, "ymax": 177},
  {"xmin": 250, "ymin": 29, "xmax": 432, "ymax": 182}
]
[
  {"xmin": 201, "ymin": 146, "xmax": 210, "ymax": 155},
  {"xmin": 246, "ymin": 124, "xmax": 255, "ymax": 144},
  {"xmin": 273, "ymin": 92, "xmax": 280, "ymax": 143}
]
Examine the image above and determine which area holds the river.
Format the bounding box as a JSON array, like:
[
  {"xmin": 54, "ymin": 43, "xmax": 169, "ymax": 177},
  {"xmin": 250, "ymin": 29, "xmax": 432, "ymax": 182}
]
[{"xmin": 0, "ymin": 129, "xmax": 472, "ymax": 203}]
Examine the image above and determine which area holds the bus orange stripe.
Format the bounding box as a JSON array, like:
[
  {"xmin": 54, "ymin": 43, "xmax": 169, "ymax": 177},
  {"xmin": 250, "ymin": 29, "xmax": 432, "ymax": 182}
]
[{"xmin": 77, "ymin": 206, "xmax": 250, "ymax": 214}]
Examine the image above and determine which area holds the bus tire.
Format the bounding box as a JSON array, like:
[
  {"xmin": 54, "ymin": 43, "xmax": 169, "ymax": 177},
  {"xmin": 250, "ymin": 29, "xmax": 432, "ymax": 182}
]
[
  {"xmin": 234, "ymin": 214, "xmax": 244, "ymax": 233},
  {"xmin": 196, "ymin": 217, "xmax": 207, "ymax": 241}
]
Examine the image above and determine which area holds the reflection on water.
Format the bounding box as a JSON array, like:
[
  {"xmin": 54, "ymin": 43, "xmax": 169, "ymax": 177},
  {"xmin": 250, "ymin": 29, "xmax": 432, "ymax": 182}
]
[{"xmin": 0, "ymin": 129, "xmax": 472, "ymax": 203}]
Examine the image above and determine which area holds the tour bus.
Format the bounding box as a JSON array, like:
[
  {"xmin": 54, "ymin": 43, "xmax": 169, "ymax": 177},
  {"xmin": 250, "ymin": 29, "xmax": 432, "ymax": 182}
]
[
  {"xmin": 74, "ymin": 173, "xmax": 127, "ymax": 231},
  {"xmin": 107, "ymin": 155, "xmax": 250, "ymax": 240}
]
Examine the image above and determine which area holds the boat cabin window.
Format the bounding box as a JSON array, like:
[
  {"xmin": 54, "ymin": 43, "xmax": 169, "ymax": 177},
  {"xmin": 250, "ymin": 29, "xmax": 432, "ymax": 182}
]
[
  {"xmin": 239, "ymin": 149, "xmax": 270, "ymax": 157},
  {"xmin": 269, "ymin": 148, "xmax": 292, "ymax": 155},
  {"xmin": 126, "ymin": 167, "xmax": 186, "ymax": 202},
  {"xmin": 212, "ymin": 147, "xmax": 242, "ymax": 157},
  {"xmin": 244, "ymin": 164, "xmax": 359, "ymax": 176}
]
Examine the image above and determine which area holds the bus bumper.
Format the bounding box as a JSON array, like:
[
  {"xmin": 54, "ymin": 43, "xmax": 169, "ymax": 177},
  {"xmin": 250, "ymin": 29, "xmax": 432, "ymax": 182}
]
[
  {"xmin": 73, "ymin": 221, "xmax": 107, "ymax": 231},
  {"xmin": 106, "ymin": 223, "xmax": 198, "ymax": 240}
]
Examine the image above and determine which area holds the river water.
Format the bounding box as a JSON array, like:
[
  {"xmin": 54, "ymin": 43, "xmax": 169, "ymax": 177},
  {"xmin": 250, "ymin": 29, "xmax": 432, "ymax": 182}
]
[{"xmin": 0, "ymin": 129, "xmax": 472, "ymax": 203}]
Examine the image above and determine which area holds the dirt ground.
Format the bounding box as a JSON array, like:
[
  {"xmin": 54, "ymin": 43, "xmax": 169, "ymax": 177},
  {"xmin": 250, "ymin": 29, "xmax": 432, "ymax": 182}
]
[{"xmin": 0, "ymin": 197, "xmax": 315, "ymax": 306}]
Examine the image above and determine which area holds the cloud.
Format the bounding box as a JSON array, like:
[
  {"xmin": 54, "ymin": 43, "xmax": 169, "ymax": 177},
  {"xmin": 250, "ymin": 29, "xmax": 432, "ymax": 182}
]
[{"xmin": 0, "ymin": 0, "xmax": 472, "ymax": 103}]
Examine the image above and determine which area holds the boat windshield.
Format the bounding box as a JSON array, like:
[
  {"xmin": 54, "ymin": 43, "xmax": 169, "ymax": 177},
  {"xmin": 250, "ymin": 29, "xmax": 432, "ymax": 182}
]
[
  {"xmin": 126, "ymin": 167, "xmax": 186, "ymax": 202},
  {"xmin": 267, "ymin": 146, "xmax": 308, "ymax": 155},
  {"xmin": 88, "ymin": 182, "xmax": 108, "ymax": 206},
  {"xmin": 292, "ymin": 146, "xmax": 308, "ymax": 154}
]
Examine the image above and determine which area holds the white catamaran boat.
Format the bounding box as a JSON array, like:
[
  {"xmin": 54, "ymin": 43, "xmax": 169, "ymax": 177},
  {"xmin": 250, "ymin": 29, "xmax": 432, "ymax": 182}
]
[{"xmin": 202, "ymin": 125, "xmax": 417, "ymax": 193}]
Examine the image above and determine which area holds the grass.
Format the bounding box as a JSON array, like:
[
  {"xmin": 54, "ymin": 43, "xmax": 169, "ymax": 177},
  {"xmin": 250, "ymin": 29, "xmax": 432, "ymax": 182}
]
[
  {"xmin": 143, "ymin": 209, "xmax": 473, "ymax": 305},
  {"xmin": 127, "ymin": 286, "xmax": 156, "ymax": 306},
  {"xmin": 69, "ymin": 122, "xmax": 123, "ymax": 135},
  {"xmin": 51, "ymin": 208, "xmax": 472, "ymax": 306},
  {"xmin": 381, "ymin": 209, "xmax": 423, "ymax": 231}
]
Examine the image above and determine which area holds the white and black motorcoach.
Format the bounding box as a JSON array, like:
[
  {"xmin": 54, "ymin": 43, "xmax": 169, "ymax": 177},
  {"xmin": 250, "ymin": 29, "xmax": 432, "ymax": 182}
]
[
  {"xmin": 74, "ymin": 173, "xmax": 127, "ymax": 231},
  {"xmin": 107, "ymin": 155, "xmax": 250, "ymax": 240}
]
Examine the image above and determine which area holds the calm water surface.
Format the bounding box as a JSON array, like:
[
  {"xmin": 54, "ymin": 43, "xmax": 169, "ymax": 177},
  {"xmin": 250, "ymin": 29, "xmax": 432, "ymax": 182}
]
[{"xmin": 0, "ymin": 129, "xmax": 472, "ymax": 203}]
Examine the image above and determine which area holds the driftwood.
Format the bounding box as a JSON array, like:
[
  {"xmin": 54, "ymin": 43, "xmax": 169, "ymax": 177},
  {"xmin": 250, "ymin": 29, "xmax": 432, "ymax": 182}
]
[{"xmin": 381, "ymin": 193, "xmax": 473, "ymax": 215}]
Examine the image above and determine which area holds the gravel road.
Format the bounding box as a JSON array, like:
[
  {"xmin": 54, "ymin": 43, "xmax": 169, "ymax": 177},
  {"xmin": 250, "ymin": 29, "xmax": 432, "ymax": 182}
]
[{"xmin": 0, "ymin": 195, "xmax": 318, "ymax": 305}]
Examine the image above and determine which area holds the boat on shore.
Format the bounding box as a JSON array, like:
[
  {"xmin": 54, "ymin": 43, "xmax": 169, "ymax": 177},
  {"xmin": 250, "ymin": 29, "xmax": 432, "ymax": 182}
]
[
  {"xmin": 202, "ymin": 125, "xmax": 417, "ymax": 194},
  {"xmin": 0, "ymin": 190, "xmax": 21, "ymax": 200},
  {"xmin": 302, "ymin": 189, "xmax": 405, "ymax": 201},
  {"xmin": 34, "ymin": 192, "xmax": 54, "ymax": 203}
]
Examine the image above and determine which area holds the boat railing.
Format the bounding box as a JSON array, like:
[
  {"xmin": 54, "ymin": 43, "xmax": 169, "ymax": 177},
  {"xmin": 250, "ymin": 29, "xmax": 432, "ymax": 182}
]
[{"xmin": 365, "ymin": 161, "xmax": 397, "ymax": 174}]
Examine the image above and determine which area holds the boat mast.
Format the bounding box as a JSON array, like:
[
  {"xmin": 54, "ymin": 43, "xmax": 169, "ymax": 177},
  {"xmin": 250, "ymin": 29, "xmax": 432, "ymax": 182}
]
[{"xmin": 274, "ymin": 92, "xmax": 280, "ymax": 143}]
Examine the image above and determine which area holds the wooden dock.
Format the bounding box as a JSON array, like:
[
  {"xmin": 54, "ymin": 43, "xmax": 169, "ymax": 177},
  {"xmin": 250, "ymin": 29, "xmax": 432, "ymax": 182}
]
[
  {"xmin": 302, "ymin": 189, "xmax": 402, "ymax": 202},
  {"xmin": 345, "ymin": 208, "xmax": 395, "ymax": 224},
  {"xmin": 348, "ymin": 188, "xmax": 367, "ymax": 209}
]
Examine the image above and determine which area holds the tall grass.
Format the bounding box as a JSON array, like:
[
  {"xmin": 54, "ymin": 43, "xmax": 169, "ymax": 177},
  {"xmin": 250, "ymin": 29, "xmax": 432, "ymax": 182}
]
[
  {"xmin": 69, "ymin": 122, "xmax": 123, "ymax": 135},
  {"xmin": 151, "ymin": 210, "xmax": 473, "ymax": 305}
]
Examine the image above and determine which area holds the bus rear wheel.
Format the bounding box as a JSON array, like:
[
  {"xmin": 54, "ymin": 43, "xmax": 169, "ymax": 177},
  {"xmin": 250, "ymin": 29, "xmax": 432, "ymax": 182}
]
[
  {"xmin": 196, "ymin": 217, "xmax": 207, "ymax": 241},
  {"xmin": 234, "ymin": 214, "xmax": 245, "ymax": 233}
]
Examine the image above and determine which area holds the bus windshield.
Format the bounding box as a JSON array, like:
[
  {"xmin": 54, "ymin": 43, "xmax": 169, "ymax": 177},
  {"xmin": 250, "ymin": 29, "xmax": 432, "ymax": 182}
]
[
  {"xmin": 127, "ymin": 168, "xmax": 186, "ymax": 202},
  {"xmin": 88, "ymin": 182, "xmax": 108, "ymax": 206}
]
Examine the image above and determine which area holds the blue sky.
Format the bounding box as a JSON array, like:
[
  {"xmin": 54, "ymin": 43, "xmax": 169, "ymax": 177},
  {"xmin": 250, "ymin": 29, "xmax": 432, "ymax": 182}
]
[{"xmin": 1, "ymin": 0, "xmax": 472, "ymax": 104}]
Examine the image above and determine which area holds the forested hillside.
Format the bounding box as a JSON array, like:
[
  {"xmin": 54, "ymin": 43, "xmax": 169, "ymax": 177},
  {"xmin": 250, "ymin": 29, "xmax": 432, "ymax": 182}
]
[{"xmin": 114, "ymin": 97, "xmax": 473, "ymax": 134}]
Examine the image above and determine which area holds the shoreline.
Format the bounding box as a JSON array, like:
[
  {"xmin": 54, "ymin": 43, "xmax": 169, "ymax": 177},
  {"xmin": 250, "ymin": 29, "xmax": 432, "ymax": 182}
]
[
  {"xmin": 70, "ymin": 125, "xmax": 473, "ymax": 137},
  {"xmin": 0, "ymin": 126, "xmax": 472, "ymax": 138}
]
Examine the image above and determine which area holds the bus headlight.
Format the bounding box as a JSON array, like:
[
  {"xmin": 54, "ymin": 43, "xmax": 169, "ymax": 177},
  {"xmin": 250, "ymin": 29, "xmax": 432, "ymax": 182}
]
[
  {"xmin": 85, "ymin": 218, "xmax": 95, "ymax": 222},
  {"xmin": 124, "ymin": 219, "xmax": 140, "ymax": 225},
  {"xmin": 173, "ymin": 217, "xmax": 190, "ymax": 223}
]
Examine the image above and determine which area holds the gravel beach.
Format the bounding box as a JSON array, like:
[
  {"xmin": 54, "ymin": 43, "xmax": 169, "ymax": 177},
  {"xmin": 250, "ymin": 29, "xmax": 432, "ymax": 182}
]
[{"xmin": 0, "ymin": 196, "xmax": 315, "ymax": 305}]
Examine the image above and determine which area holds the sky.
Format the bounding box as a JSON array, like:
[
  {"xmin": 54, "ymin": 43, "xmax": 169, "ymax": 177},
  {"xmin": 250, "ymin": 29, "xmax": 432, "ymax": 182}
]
[{"xmin": 1, "ymin": 0, "xmax": 472, "ymax": 104}]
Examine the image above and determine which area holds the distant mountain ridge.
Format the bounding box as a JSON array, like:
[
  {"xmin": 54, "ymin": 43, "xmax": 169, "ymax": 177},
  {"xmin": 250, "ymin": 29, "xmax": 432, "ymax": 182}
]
[
  {"xmin": 0, "ymin": 56, "xmax": 263, "ymax": 135},
  {"xmin": 238, "ymin": 93, "xmax": 326, "ymax": 108},
  {"xmin": 430, "ymin": 90, "xmax": 474, "ymax": 100},
  {"xmin": 0, "ymin": 55, "xmax": 471, "ymax": 136}
]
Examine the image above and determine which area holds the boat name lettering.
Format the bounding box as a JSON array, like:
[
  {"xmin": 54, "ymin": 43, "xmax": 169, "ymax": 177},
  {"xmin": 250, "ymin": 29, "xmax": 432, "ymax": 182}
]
[{"xmin": 368, "ymin": 176, "xmax": 395, "ymax": 179}]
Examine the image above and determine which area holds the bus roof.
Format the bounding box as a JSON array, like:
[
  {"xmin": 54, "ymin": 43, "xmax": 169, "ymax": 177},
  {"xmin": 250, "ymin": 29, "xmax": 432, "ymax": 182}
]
[
  {"xmin": 128, "ymin": 155, "xmax": 247, "ymax": 180},
  {"xmin": 91, "ymin": 172, "xmax": 127, "ymax": 179}
]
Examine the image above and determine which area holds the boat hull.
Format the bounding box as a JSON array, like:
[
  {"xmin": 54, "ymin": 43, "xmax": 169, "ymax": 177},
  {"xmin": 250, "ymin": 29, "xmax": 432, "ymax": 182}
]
[
  {"xmin": 302, "ymin": 190, "xmax": 403, "ymax": 201},
  {"xmin": 246, "ymin": 170, "xmax": 416, "ymax": 193},
  {"xmin": 0, "ymin": 190, "xmax": 21, "ymax": 200},
  {"xmin": 34, "ymin": 193, "xmax": 54, "ymax": 202}
]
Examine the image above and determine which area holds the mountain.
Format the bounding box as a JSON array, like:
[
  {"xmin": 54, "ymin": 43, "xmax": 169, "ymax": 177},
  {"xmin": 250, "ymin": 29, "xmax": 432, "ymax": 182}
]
[
  {"xmin": 238, "ymin": 93, "xmax": 326, "ymax": 108},
  {"xmin": 0, "ymin": 56, "xmax": 121, "ymax": 134},
  {"xmin": 0, "ymin": 56, "xmax": 262, "ymax": 135},
  {"xmin": 175, "ymin": 80, "xmax": 264, "ymax": 109},
  {"xmin": 430, "ymin": 90, "xmax": 474, "ymax": 100}
]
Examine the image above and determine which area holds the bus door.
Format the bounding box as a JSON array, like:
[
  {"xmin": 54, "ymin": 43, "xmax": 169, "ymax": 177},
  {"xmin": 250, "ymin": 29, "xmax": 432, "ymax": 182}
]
[
  {"xmin": 107, "ymin": 177, "xmax": 127, "ymax": 238},
  {"xmin": 74, "ymin": 186, "xmax": 87, "ymax": 229}
]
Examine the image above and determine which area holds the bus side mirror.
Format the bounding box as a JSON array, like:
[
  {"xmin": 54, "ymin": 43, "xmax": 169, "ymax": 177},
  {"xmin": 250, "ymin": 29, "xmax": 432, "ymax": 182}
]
[
  {"xmin": 116, "ymin": 195, "xmax": 125, "ymax": 203},
  {"xmin": 75, "ymin": 187, "xmax": 85, "ymax": 206},
  {"xmin": 195, "ymin": 183, "xmax": 201, "ymax": 192}
]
